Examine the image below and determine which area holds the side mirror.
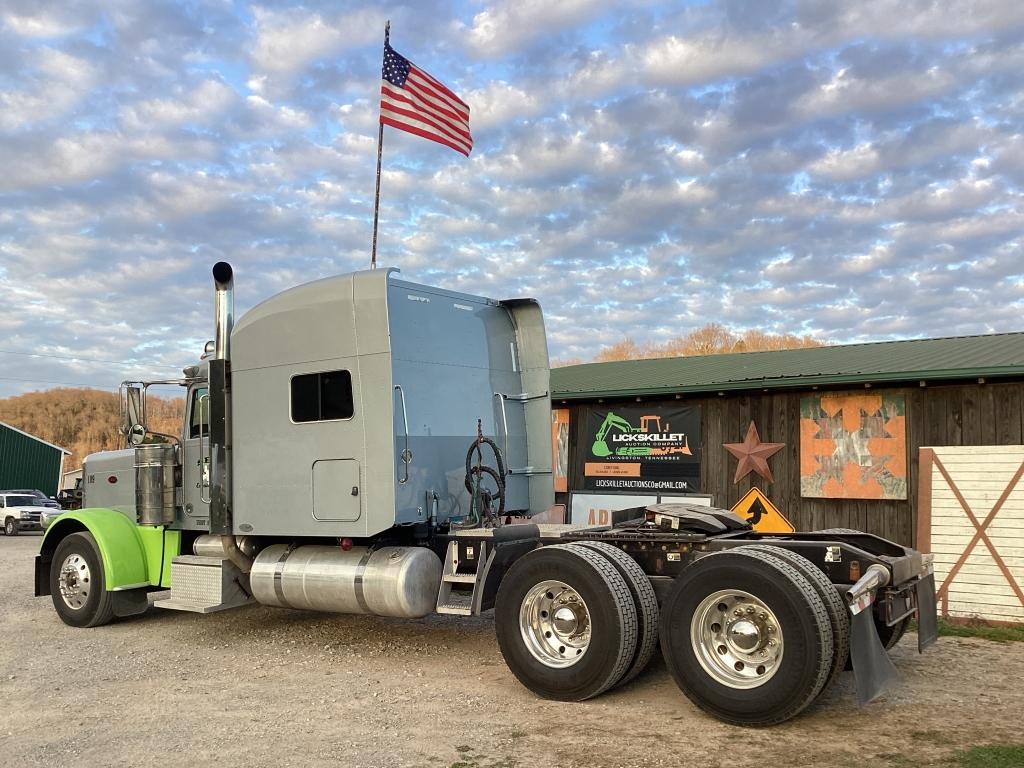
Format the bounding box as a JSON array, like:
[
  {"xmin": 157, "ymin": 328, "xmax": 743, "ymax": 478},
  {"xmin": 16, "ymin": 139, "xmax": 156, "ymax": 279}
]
[
  {"xmin": 121, "ymin": 386, "xmax": 144, "ymax": 435},
  {"xmin": 129, "ymin": 423, "xmax": 147, "ymax": 446}
]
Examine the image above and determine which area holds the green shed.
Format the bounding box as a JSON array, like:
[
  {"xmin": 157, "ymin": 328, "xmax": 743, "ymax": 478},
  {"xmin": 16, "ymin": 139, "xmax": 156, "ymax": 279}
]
[{"xmin": 0, "ymin": 422, "xmax": 70, "ymax": 498}]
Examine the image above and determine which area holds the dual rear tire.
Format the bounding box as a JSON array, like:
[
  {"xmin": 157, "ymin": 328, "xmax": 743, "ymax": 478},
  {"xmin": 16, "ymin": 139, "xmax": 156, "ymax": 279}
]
[
  {"xmin": 497, "ymin": 542, "xmax": 846, "ymax": 726},
  {"xmin": 660, "ymin": 547, "xmax": 837, "ymax": 726},
  {"xmin": 494, "ymin": 542, "xmax": 658, "ymax": 701}
]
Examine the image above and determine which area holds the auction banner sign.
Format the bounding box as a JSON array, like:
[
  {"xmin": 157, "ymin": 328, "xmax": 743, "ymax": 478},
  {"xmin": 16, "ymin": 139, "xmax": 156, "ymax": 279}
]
[{"xmin": 580, "ymin": 404, "xmax": 701, "ymax": 492}]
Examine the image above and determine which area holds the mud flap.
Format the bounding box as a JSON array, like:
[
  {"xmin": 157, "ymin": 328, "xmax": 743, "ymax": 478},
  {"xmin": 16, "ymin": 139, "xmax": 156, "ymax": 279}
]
[
  {"xmin": 850, "ymin": 607, "xmax": 899, "ymax": 706},
  {"xmin": 916, "ymin": 573, "xmax": 938, "ymax": 652},
  {"xmin": 478, "ymin": 525, "xmax": 540, "ymax": 612},
  {"xmin": 111, "ymin": 587, "xmax": 150, "ymax": 618}
]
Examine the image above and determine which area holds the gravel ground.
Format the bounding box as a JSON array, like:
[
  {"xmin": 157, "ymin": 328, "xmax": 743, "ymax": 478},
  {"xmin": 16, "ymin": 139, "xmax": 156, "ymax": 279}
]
[{"xmin": 2, "ymin": 533, "xmax": 1023, "ymax": 768}]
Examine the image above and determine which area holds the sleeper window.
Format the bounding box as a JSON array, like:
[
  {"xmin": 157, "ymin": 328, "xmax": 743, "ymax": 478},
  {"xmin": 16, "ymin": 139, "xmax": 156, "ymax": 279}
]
[{"xmin": 291, "ymin": 370, "xmax": 354, "ymax": 422}]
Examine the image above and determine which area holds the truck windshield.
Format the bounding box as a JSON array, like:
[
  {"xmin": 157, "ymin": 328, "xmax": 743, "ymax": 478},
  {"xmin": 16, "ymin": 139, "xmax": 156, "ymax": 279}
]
[{"xmin": 7, "ymin": 496, "xmax": 39, "ymax": 506}]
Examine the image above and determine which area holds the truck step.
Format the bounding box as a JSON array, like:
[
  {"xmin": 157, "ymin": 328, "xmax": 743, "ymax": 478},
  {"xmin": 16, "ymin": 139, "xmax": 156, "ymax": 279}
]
[
  {"xmin": 443, "ymin": 573, "xmax": 478, "ymax": 584},
  {"xmin": 436, "ymin": 591, "xmax": 475, "ymax": 616},
  {"xmin": 152, "ymin": 594, "xmax": 240, "ymax": 613},
  {"xmin": 436, "ymin": 604, "xmax": 474, "ymax": 616},
  {"xmin": 153, "ymin": 555, "xmax": 252, "ymax": 614},
  {"xmin": 435, "ymin": 540, "xmax": 490, "ymax": 616}
]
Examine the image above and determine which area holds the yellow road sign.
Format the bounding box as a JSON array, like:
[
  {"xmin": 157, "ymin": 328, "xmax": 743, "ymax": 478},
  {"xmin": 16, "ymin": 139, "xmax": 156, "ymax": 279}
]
[{"xmin": 730, "ymin": 487, "xmax": 795, "ymax": 533}]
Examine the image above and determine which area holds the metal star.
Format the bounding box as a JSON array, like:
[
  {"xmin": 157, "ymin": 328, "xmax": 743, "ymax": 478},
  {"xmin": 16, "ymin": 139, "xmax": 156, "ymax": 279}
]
[{"xmin": 723, "ymin": 421, "xmax": 785, "ymax": 484}]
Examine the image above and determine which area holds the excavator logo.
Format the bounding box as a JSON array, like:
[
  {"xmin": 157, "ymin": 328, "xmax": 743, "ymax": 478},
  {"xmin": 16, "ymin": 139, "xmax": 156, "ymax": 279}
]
[{"xmin": 591, "ymin": 412, "xmax": 692, "ymax": 458}]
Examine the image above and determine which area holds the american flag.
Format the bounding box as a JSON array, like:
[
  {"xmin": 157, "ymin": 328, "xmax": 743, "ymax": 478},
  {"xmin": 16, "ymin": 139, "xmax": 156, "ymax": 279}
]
[{"xmin": 380, "ymin": 42, "xmax": 473, "ymax": 156}]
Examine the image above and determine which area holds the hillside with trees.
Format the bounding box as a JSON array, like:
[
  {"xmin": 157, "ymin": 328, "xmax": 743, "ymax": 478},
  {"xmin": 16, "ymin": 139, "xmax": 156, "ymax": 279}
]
[
  {"xmin": 552, "ymin": 323, "xmax": 825, "ymax": 366},
  {"xmin": 0, "ymin": 388, "xmax": 184, "ymax": 472}
]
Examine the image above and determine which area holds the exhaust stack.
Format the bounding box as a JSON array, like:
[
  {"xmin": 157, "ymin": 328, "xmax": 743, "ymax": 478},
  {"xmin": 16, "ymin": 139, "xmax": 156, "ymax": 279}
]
[
  {"xmin": 212, "ymin": 261, "xmax": 233, "ymax": 360},
  {"xmin": 208, "ymin": 261, "xmax": 252, "ymax": 574}
]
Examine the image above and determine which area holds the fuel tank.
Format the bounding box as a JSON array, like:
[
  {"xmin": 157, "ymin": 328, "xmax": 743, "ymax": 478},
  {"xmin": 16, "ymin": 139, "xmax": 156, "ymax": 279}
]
[{"xmin": 250, "ymin": 544, "xmax": 442, "ymax": 618}]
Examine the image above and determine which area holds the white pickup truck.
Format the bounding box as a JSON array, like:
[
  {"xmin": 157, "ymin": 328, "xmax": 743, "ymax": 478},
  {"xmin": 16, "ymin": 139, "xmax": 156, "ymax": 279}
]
[{"xmin": 0, "ymin": 493, "xmax": 46, "ymax": 535}]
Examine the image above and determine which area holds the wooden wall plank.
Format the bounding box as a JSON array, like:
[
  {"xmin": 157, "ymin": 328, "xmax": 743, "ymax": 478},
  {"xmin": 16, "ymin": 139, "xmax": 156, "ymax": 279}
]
[{"xmin": 995, "ymin": 385, "xmax": 1023, "ymax": 445}]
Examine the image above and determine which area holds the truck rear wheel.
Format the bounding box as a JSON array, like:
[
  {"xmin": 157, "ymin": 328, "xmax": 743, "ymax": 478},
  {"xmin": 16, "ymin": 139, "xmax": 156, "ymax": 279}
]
[
  {"xmin": 738, "ymin": 544, "xmax": 850, "ymax": 688},
  {"xmin": 575, "ymin": 540, "xmax": 659, "ymax": 687},
  {"xmin": 50, "ymin": 532, "xmax": 115, "ymax": 628},
  {"xmin": 660, "ymin": 548, "xmax": 834, "ymax": 726},
  {"xmin": 495, "ymin": 544, "xmax": 637, "ymax": 701}
]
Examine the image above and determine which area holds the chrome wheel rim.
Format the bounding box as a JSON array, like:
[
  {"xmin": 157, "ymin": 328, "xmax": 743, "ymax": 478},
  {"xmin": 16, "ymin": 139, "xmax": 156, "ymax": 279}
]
[
  {"xmin": 58, "ymin": 553, "xmax": 92, "ymax": 610},
  {"xmin": 690, "ymin": 589, "xmax": 783, "ymax": 689},
  {"xmin": 519, "ymin": 580, "xmax": 591, "ymax": 668}
]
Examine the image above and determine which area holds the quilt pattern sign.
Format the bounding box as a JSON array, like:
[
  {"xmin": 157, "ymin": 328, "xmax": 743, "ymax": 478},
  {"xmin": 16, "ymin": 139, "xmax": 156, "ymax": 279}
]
[{"xmin": 800, "ymin": 393, "xmax": 907, "ymax": 500}]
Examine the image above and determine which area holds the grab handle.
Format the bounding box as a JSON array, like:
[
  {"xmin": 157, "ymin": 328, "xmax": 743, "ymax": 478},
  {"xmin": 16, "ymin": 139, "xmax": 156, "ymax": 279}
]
[
  {"xmin": 493, "ymin": 392, "xmax": 509, "ymax": 473},
  {"xmin": 198, "ymin": 393, "xmax": 211, "ymax": 503},
  {"xmin": 394, "ymin": 385, "xmax": 411, "ymax": 483}
]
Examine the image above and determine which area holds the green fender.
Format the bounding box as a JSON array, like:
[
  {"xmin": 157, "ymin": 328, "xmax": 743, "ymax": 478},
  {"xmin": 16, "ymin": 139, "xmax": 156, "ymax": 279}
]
[{"xmin": 40, "ymin": 508, "xmax": 180, "ymax": 590}]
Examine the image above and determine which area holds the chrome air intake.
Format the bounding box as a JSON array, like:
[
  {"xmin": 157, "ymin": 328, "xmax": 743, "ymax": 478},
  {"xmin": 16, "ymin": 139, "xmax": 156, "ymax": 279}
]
[{"xmin": 134, "ymin": 444, "xmax": 177, "ymax": 526}]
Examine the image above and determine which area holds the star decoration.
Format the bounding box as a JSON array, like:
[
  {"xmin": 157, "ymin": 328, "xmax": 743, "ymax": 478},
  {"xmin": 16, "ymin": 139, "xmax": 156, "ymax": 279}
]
[{"xmin": 723, "ymin": 421, "xmax": 785, "ymax": 484}]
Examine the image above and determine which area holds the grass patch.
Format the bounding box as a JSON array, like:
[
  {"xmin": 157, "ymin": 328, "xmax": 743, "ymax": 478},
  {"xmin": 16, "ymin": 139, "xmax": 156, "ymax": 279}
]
[
  {"xmin": 935, "ymin": 619, "xmax": 1024, "ymax": 643},
  {"xmin": 957, "ymin": 745, "xmax": 1024, "ymax": 767}
]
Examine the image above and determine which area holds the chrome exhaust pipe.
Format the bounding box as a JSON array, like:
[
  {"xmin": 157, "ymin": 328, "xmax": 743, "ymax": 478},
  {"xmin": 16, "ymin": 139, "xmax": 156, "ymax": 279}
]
[
  {"xmin": 845, "ymin": 563, "xmax": 890, "ymax": 614},
  {"xmin": 208, "ymin": 261, "xmax": 251, "ymax": 573},
  {"xmin": 212, "ymin": 261, "xmax": 233, "ymax": 361}
]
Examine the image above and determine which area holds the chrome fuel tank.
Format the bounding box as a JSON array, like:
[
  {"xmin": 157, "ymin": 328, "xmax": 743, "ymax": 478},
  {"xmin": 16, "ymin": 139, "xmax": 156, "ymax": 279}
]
[{"xmin": 250, "ymin": 544, "xmax": 442, "ymax": 618}]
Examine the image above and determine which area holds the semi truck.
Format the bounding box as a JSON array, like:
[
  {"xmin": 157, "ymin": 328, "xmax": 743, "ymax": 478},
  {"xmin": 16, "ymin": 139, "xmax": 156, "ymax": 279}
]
[{"xmin": 35, "ymin": 263, "xmax": 938, "ymax": 726}]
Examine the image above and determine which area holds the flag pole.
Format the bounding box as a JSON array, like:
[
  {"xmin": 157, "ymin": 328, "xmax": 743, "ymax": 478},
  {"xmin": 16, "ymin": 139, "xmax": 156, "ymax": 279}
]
[{"xmin": 370, "ymin": 20, "xmax": 390, "ymax": 270}]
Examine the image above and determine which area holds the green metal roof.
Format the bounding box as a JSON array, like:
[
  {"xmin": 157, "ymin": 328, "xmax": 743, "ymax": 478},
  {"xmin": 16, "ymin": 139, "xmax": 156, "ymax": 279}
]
[{"xmin": 551, "ymin": 332, "xmax": 1024, "ymax": 400}]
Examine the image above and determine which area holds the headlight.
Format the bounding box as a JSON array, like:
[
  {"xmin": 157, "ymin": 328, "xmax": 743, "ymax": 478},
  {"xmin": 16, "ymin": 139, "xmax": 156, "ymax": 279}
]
[{"xmin": 20, "ymin": 511, "xmax": 32, "ymax": 519}]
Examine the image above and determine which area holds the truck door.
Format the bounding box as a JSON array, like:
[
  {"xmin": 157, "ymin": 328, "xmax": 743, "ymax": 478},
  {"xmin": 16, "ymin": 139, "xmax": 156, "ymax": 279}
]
[{"xmin": 181, "ymin": 385, "xmax": 210, "ymax": 528}]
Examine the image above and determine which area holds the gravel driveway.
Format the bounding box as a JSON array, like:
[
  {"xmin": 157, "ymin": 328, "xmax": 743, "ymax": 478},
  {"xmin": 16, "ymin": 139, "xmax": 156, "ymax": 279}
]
[{"xmin": 2, "ymin": 534, "xmax": 1022, "ymax": 767}]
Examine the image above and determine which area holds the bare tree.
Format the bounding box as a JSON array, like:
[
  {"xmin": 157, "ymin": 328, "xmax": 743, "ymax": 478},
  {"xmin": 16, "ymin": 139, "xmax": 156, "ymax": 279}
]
[
  {"xmin": 594, "ymin": 338, "xmax": 648, "ymax": 362},
  {"xmin": 582, "ymin": 324, "xmax": 827, "ymax": 364}
]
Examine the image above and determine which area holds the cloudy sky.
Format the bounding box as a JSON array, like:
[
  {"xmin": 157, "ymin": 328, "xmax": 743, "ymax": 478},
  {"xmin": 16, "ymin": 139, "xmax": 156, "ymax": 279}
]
[{"xmin": 1, "ymin": 0, "xmax": 1023, "ymax": 397}]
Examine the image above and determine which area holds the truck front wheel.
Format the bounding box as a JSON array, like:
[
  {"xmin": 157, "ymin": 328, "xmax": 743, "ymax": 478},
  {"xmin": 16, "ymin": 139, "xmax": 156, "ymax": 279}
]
[
  {"xmin": 5, "ymin": 517, "xmax": 18, "ymax": 536},
  {"xmin": 50, "ymin": 532, "xmax": 115, "ymax": 628},
  {"xmin": 495, "ymin": 544, "xmax": 638, "ymax": 701}
]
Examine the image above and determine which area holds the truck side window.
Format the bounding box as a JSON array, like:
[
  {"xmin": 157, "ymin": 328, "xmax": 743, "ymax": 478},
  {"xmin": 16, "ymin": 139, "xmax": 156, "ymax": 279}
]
[
  {"xmin": 189, "ymin": 387, "xmax": 209, "ymax": 439},
  {"xmin": 291, "ymin": 370, "xmax": 354, "ymax": 422}
]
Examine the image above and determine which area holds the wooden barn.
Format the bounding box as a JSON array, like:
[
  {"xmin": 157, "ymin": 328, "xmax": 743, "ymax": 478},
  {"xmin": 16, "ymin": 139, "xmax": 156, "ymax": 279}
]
[{"xmin": 550, "ymin": 333, "xmax": 1024, "ymax": 550}]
